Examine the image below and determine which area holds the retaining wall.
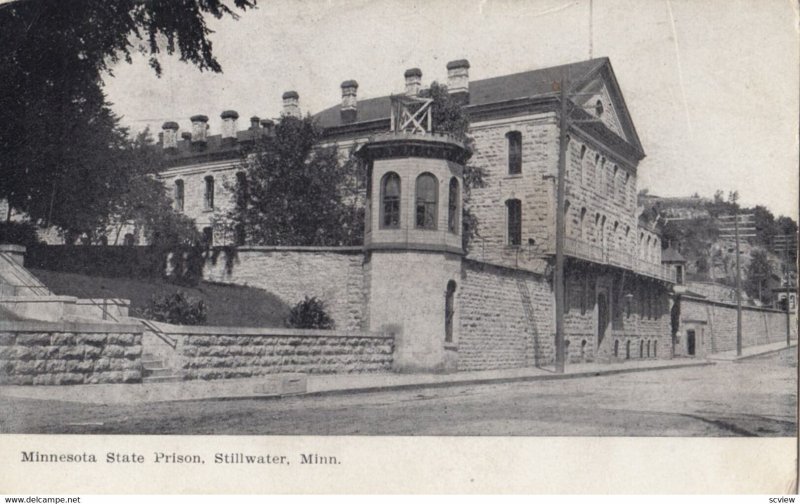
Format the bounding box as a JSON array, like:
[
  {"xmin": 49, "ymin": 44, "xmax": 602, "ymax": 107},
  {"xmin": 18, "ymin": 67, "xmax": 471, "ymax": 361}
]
[
  {"xmin": 0, "ymin": 320, "xmax": 143, "ymax": 385},
  {"xmin": 203, "ymin": 246, "xmax": 368, "ymax": 331},
  {"xmin": 153, "ymin": 323, "xmax": 393, "ymax": 380},
  {"xmin": 680, "ymin": 296, "xmax": 795, "ymax": 355}
]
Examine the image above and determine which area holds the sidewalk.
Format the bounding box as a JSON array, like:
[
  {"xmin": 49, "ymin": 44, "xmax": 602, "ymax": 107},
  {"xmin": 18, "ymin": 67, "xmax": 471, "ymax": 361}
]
[
  {"xmin": 0, "ymin": 357, "xmax": 713, "ymax": 405},
  {"xmin": 706, "ymin": 340, "xmax": 796, "ymax": 361}
]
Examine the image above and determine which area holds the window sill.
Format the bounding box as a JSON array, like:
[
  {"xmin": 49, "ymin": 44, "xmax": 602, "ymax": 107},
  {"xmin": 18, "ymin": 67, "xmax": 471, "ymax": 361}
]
[
  {"xmin": 203, "ymin": 208, "xmax": 215, "ymax": 213},
  {"xmin": 444, "ymin": 343, "xmax": 458, "ymax": 351},
  {"xmin": 505, "ymin": 174, "xmax": 523, "ymax": 180}
]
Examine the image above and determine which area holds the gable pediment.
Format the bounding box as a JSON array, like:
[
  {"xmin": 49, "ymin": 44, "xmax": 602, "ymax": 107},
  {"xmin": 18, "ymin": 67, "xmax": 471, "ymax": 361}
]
[{"xmin": 570, "ymin": 61, "xmax": 644, "ymax": 157}]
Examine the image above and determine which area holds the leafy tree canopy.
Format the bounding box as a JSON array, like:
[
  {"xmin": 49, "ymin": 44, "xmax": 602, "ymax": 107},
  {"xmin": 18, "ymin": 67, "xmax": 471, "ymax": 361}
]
[{"xmin": 0, "ymin": 0, "xmax": 255, "ymax": 238}]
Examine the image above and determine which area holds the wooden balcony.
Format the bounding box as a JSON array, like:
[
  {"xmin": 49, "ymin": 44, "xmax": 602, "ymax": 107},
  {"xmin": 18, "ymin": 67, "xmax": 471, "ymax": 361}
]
[{"xmin": 549, "ymin": 237, "xmax": 677, "ymax": 283}]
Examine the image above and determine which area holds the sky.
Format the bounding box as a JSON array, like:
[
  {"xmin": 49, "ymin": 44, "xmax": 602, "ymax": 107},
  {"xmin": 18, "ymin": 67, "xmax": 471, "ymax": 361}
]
[{"xmin": 102, "ymin": 0, "xmax": 800, "ymax": 219}]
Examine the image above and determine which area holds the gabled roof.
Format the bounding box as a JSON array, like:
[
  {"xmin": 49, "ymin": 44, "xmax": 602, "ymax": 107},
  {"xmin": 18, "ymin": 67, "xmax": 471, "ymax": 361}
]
[
  {"xmin": 315, "ymin": 58, "xmax": 607, "ymax": 128},
  {"xmin": 661, "ymin": 246, "xmax": 686, "ymax": 263},
  {"xmin": 314, "ymin": 57, "xmax": 644, "ymax": 157}
]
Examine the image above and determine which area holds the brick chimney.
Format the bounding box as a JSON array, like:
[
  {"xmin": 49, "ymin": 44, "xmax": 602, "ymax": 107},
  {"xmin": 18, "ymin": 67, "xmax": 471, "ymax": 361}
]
[
  {"xmin": 282, "ymin": 91, "xmax": 301, "ymax": 118},
  {"xmin": 190, "ymin": 114, "xmax": 209, "ymax": 145},
  {"xmin": 161, "ymin": 121, "xmax": 179, "ymax": 151},
  {"xmin": 404, "ymin": 68, "xmax": 422, "ymax": 96},
  {"xmin": 220, "ymin": 110, "xmax": 239, "ymax": 147},
  {"xmin": 446, "ymin": 59, "xmax": 470, "ymax": 105},
  {"xmin": 260, "ymin": 118, "xmax": 275, "ymax": 135},
  {"xmin": 340, "ymin": 80, "xmax": 358, "ymax": 124}
]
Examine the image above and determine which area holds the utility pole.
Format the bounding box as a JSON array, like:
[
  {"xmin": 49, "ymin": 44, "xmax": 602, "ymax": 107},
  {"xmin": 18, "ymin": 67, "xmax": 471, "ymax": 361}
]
[
  {"xmin": 734, "ymin": 194, "xmax": 743, "ymax": 356},
  {"xmin": 555, "ymin": 76, "xmax": 568, "ymax": 374},
  {"xmin": 718, "ymin": 196, "xmax": 755, "ymax": 357},
  {"xmin": 774, "ymin": 234, "xmax": 796, "ymax": 346}
]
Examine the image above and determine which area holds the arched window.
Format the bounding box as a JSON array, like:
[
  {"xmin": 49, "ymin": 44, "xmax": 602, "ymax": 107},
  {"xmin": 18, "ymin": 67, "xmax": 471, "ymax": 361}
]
[
  {"xmin": 611, "ymin": 165, "xmax": 618, "ymax": 198},
  {"xmin": 448, "ymin": 178, "xmax": 459, "ymax": 233},
  {"xmin": 579, "ymin": 145, "xmax": 587, "ymax": 185},
  {"xmin": 580, "ymin": 340, "xmax": 587, "ymax": 361},
  {"xmin": 204, "ymin": 175, "xmax": 215, "ymax": 210},
  {"xmin": 580, "ymin": 207, "xmax": 587, "ymax": 240},
  {"xmin": 234, "ymin": 223, "xmax": 246, "ymax": 246},
  {"xmin": 647, "ymin": 340, "xmax": 651, "ymax": 358},
  {"xmin": 415, "ymin": 173, "xmax": 438, "ymax": 229},
  {"xmin": 595, "ymin": 99, "xmax": 604, "ymax": 117},
  {"xmin": 506, "ymin": 131, "xmax": 522, "ymax": 175},
  {"xmin": 613, "ymin": 340, "xmax": 619, "ymax": 358},
  {"xmin": 639, "ymin": 340, "xmax": 644, "ymax": 358},
  {"xmin": 380, "ymin": 172, "xmax": 401, "ymax": 229},
  {"xmin": 564, "ymin": 200, "xmax": 571, "ymax": 237},
  {"xmin": 174, "ymin": 179, "xmax": 184, "ymax": 212},
  {"xmin": 202, "ymin": 226, "xmax": 213, "ymax": 247},
  {"xmin": 235, "ymin": 171, "xmax": 248, "ymax": 209},
  {"xmin": 653, "ymin": 342, "xmax": 657, "ymax": 358},
  {"xmin": 625, "ymin": 340, "xmax": 631, "ymax": 359},
  {"xmin": 445, "ymin": 280, "xmax": 457, "ymax": 343},
  {"xmin": 506, "ymin": 199, "xmax": 522, "ymax": 246}
]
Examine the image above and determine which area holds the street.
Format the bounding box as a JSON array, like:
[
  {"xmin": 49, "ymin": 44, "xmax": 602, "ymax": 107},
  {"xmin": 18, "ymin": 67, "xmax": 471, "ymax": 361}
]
[{"xmin": 1, "ymin": 349, "xmax": 796, "ymax": 436}]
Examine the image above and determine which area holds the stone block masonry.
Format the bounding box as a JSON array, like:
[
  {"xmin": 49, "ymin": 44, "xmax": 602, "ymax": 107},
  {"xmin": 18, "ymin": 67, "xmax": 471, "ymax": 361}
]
[
  {"xmin": 0, "ymin": 320, "xmax": 143, "ymax": 385},
  {"xmin": 204, "ymin": 246, "xmax": 367, "ymax": 331},
  {"xmin": 457, "ymin": 260, "xmax": 555, "ymax": 370},
  {"xmin": 159, "ymin": 325, "xmax": 393, "ymax": 380}
]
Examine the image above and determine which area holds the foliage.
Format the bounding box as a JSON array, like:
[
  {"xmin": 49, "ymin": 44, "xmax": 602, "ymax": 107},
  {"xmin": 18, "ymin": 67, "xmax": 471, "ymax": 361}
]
[
  {"xmin": 426, "ymin": 82, "xmax": 470, "ymax": 142},
  {"xmin": 285, "ymin": 296, "xmax": 334, "ymax": 329},
  {"xmin": 231, "ymin": 116, "xmax": 363, "ymax": 246},
  {"xmin": 425, "ymin": 82, "xmax": 486, "ymax": 252},
  {"xmin": 0, "ymin": 0, "xmax": 254, "ymax": 236},
  {"xmin": 141, "ymin": 291, "xmax": 207, "ymax": 326},
  {"xmin": 744, "ymin": 249, "xmax": 774, "ymax": 304},
  {"xmin": 0, "ymin": 222, "xmax": 41, "ymax": 248}
]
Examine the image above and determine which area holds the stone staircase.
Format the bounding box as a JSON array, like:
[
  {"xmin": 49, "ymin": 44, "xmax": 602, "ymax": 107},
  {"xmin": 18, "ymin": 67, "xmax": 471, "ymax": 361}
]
[{"xmin": 141, "ymin": 351, "xmax": 182, "ymax": 383}]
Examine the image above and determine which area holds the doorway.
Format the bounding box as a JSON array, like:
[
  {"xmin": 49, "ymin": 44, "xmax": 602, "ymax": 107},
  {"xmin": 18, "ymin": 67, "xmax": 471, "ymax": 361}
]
[
  {"xmin": 597, "ymin": 292, "xmax": 609, "ymax": 346},
  {"xmin": 686, "ymin": 329, "xmax": 696, "ymax": 356}
]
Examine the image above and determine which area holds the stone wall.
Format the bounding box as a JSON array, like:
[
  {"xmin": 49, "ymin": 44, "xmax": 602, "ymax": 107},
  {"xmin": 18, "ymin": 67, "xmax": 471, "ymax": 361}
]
[
  {"xmin": 158, "ymin": 324, "xmax": 393, "ymax": 380},
  {"xmin": 679, "ymin": 296, "xmax": 794, "ymax": 355},
  {"xmin": 0, "ymin": 320, "xmax": 143, "ymax": 385},
  {"xmin": 456, "ymin": 260, "xmax": 555, "ymax": 370},
  {"xmin": 203, "ymin": 246, "xmax": 367, "ymax": 331}
]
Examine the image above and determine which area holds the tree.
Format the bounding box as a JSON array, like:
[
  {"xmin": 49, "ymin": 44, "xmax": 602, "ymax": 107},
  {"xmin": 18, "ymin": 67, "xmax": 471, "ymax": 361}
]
[
  {"xmin": 745, "ymin": 249, "xmax": 773, "ymax": 304},
  {"xmin": 231, "ymin": 116, "xmax": 363, "ymax": 246},
  {"xmin": 0, "ymin": 0, "xmax": 255, "ymax": 236},
  {"xmin": 425, "ymin": 82, "xmax": 486, "ymax": 252}
]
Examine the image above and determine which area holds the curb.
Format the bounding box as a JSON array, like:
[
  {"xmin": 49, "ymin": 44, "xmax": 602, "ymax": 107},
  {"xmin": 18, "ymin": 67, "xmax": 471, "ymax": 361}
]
[
  {"xmin": 299, "ymin": 360, "xmax": 716, "ymax": 400},
  {"xmin": 714, "ymin": 344, "xmax": 797, "ymax": 363}
]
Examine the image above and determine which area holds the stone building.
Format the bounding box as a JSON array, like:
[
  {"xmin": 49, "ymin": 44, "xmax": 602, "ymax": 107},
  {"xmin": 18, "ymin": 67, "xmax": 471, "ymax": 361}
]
[{"xmin": 151, "ymin": 57, "xmax": 683, "ymax": 371}]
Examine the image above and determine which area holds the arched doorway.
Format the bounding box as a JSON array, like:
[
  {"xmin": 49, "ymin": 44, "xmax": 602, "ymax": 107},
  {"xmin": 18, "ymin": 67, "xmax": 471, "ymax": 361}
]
[{"xmin": 597, "ymin": 292, "xmax": 609, "ymax": 347}]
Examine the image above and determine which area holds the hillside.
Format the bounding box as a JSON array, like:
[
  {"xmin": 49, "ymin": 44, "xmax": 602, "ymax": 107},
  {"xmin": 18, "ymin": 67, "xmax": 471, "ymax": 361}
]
[{"xmin": 29, "ymin": 269, "xmax": 289, "ymax": 328}]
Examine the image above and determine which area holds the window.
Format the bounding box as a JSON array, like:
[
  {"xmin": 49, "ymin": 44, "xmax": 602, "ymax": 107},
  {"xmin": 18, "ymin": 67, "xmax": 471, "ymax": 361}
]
[
  {"xmin": 380, "ymin": 172, "xmax": 401, "ymax": 228},
  {"xmin": 365, "ymin": 163, "xmax": 373, "ymax": 232},
  {"xmin": 625, "ymin": 340, "xmax": 631, "ymax": 359},
  {"xmin": 202, "ymin": 226, "xmax": 213, "ymax": 247},
  {"xmin": 639, "ymin": 340, "xmax": 644, "ymax": 358},
  {"xmin": 580, "ymin": 207, "xmax": 587, "ymax": 240},
  {"xmin": 174, "ymin": 179, "xmax": 184, "ymax": 212},
  {"xmin": 611, "ymin": 165, "xmax": 618, "ymax": 198},
  {"xmin": 448, "ymin": 178, "xmax": 459, "ymax": 233},
  {"xmin": 507, "ymin": 131, "xmax": 522, "ymax": 175},
  {"xmin": 506, "ymin": 199, "xmax": 522, "ymax": 246},
  {"xmin": 653, "ymin": 342, "xmax": 657, "ymax": 358},
  {"xmin": 235, "ymin": 172, "xmax": 248, "ymax": 209},
  {"xmin": 204, "ymin": 175, "xmax": 215, "ymax": 210},
  {"xmin": 234, "ymin": 223, "xmax": 246, "ymax": 246},
  {"xmin": 123, "ymin": 233, "xmax": 135, "ymax": 246},
  {"xmin": 445, "ymin": 280, "xmax": 456, "ymax": 343},
  {"xmin": 579, "ymin": 145, "xmax": 587, "ymax": 185},
  {"xmin": 646, "ymin": 340, "xmax": 651, "ymax": 358},
  {"xmin": 595, "ymin": 99, "xmax": 604, "ymax": 117},
  {"xmin": 613, "ymin": 340, "xmax": 619, "ymax": 358},
  {"xmin": 415, "ymin": 173, "xmax": 438, "ymax": 229}
]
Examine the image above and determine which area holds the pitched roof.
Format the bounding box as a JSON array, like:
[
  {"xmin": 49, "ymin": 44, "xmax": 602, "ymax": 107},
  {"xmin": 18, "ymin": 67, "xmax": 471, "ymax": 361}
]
[
  {"xmin": 314, "ymin": 58, "xmax": 609, "ymax": 129},
  {"xmin": 661, "ymin": 246, "xmax": 686, "ymax": 263}
]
